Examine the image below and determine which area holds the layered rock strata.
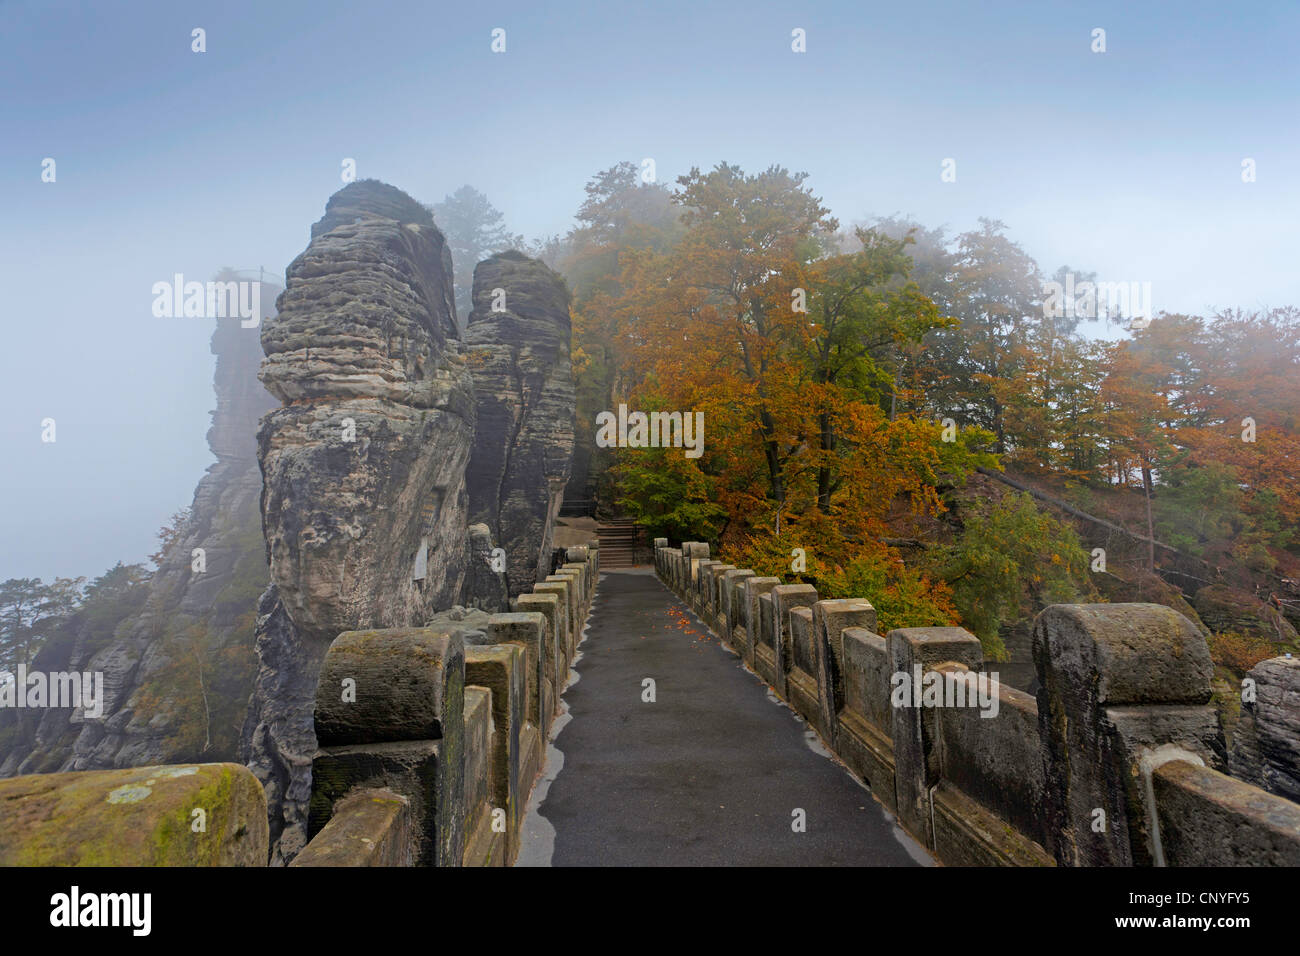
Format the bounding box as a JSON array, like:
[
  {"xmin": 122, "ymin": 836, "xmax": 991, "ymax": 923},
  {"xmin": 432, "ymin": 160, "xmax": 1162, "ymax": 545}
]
[
  {"xmin": 1230, "ymin": 656, "xmax": 1300, "ymax": 802},
  {"xmin": 241, "ymin": 181, "xmax": 477, "ymax": 863},
  {"xmin": 462, "ymin": 251, "xmax": 575, "ymax": 599},
  {"xmin": 0, "ymin": 274, "xmax": 277, "ymax": 776}
]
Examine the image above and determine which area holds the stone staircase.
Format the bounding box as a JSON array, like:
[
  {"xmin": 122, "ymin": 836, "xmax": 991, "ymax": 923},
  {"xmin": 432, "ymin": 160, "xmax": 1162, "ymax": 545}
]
[{"xmin": 597, "ymin": 519, "xmax": 643, "ymax": 568}]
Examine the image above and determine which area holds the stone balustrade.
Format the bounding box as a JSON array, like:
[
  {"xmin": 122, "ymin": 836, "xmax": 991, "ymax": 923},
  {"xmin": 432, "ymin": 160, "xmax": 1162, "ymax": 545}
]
[
  {"xmin": 297, "ymin": 544, "xmax": 599, "ymax": 866},
  {"xmin": 653, "ymin": 538, "xmax": 1300, "ymax": 867}
]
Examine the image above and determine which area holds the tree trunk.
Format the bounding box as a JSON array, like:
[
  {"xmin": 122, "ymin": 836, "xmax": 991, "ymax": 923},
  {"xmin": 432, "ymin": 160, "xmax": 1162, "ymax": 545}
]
[
  {"xmin": 1142, "ymin": 463, "xmax": 1155, "ymax": 574},
  {"xmin": 816, "ymin": 409, "xmax": 833, "ymax": 512}
]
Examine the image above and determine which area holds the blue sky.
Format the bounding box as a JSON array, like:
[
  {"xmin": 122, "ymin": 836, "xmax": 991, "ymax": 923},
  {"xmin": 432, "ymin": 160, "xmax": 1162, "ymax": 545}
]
[{"xmin": 1, "ymin": 0, "xmax": 1297, "ymax": 583}]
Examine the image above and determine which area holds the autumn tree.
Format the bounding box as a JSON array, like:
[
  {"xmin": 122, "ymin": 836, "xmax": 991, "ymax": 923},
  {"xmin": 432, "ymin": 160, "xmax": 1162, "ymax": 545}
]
[
  {"xmin": 930, "ymin": 493, "xmax": 1092, "ymax": 658},
  {"xmin": 556, "ymin": 162, "xmax": 682, "ymax": 511},
  {"xmin": 803, "ymin": 227, "xmax": 956, "ymax": 510},
  {"xmin": 150, "ymin": 508, "xmax": 191, "ymax": 570},
  {"xmin": 916, "ymin": 219, "xmax": 1051, "ymax": 455},
  {"xmin": 617, "ymin": 162, "xmax": 838, "ymax": 524},
  {"xmin": 0, "ymin": 577, "xmax": 84, "ymax": 671}
]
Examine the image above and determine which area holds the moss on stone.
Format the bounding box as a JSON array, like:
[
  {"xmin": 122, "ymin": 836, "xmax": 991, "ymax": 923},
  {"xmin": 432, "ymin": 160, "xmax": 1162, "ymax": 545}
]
[{"xmin": 0, "ymin": 762, "xmax": 267, "ymax": 866}]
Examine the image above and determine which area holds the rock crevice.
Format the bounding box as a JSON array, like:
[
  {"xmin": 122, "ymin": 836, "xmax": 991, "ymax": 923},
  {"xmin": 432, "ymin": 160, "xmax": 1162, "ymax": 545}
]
[{"xmin": 462, "ymin": 251, "xmax": 575, "ymax": 600}]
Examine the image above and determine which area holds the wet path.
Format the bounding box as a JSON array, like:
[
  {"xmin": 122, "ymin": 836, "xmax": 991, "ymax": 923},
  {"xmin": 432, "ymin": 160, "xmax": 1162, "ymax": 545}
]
[{"xmin": 518, "ymin": 569, "xmax": 930, "ymax": 866}]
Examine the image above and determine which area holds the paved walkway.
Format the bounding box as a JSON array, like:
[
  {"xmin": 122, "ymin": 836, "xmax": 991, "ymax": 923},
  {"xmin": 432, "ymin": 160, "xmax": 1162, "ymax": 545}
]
[{"xmin": 518, "ymin": 569, "xmax": 930, "ymax": 866}]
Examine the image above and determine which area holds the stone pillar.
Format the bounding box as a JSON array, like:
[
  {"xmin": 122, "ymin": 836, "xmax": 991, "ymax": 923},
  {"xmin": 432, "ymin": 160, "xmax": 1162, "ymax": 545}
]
[
  {"xmin": 533, "ymin": 581, "xmax": 574, "ymax": 668},
  {"xmin": 514, "ymin": 593, "xmax": 563, "ymax": 728},
  {"xmin": 0, "ymin": 763, "xmax": 268, "ymax": 866},
  {"xmin": 742, "ymin": 577, "xmax": 782, "ymax": 672},
  {"xmin": 310, "ymin": 628, "xmax": 466, "ymax": 866},
  {"xmin": 292, "ymin": 789, "xmax": 412, "ymax": 866},
  {"xmin": 564, "ymin": 551, "xmax": 595, "ymax": 600},
  {"xmin": 770, "ymin": 584, "xmax": 818, "ymax": 699},
  {"xmin": 722, "ymin": 569, "xmax": 757, "ymax": 646},
  {"xmin": 706, "ymin": 564, "xmax": 736, "ymax": 628},
  {"xmin": 465, "ymin": 643, "xmax": 526, "ymax": 861},
  {"xmin": 558, "ymin": 560, "xmax": 587, "ymax": 602},
  {"xmin": 684, "ymin": 543, "xmax": 710, "ymax": 604},
  {"xmin": 814, "ymin": 599, "xmax": 878, "ymax": 748},
  {"xmin": 694, "ymin": 559, "xmax": 718, "ymax": 615},
  {"xmin": 887, "ymin": 626, "xmax": 982, "ymax": 847},
  {"xmin": 1033, "ymin": 603, "xmax": 1224, "ymax": 866},
  {"xmin": 554, "ymin": 567, "xmax": 587, "ymax": 622},
  {"xmin": 488, "ymin": 613, "xmax": 547, "ymax": 732}
]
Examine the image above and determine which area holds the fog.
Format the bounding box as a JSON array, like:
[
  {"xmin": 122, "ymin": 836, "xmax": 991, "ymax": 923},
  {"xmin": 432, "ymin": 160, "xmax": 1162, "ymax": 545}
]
[{"xmin": 2, "ymin": 0, "xmax": 1296, "ymax": 583}]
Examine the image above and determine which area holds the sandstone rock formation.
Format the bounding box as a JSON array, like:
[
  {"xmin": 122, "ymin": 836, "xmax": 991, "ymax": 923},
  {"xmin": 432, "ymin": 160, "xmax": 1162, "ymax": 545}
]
[
  {"xmin": 462, "ymin": 251, "xmax": 575, "ymax": 599},
  {"xmin": 1194, "ymin": 583, "xmax": 1298, "ymax": 642},
  {"xmin": 1230, "ymin": 656, "xmax": 1300, "ymax": 802},
  {"xmin": 462, "ymin": 523, "xmax": 509, "ymax": 611},
  {"xmin": 4, "ymin": 180, "xmax": 579, "ymax": 867},
  {"xmin": 241, "ymin": 180, "xmax": 480, "ymax": 863},
  {"xmin": 0, "ymin": 277, "xmax": 276, "ymax": 776},
  {"xmin": 242, "ymin": 189, "xmax": 577, "ymax": 863}
]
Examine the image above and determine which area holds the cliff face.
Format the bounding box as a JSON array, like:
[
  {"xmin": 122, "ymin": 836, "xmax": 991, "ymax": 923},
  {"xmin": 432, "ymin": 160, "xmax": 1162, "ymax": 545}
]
[
  {"xmin": 462, "ymin": 251, "xmax": 576, "ymax": 599},
  {"xmin": 2, "ymin": 181, "xmax": 578, "ymax": 868},
  {"xmin": 241, "ymin": 181, "xmax": 479, "ymax": 863},
  {"xmin": 0, "ymin": 274, "xmax": 277, "ymax": 776},
  {"xmin": 1230, "ymin": 657, "xmax": 1300, "ymax": 802}
]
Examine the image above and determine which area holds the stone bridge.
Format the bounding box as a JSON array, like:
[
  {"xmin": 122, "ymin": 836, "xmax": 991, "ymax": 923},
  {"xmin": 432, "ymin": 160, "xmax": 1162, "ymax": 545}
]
[
  {"xmin": 3, "ymin": 539, "xmax": 1299, "ymax": 867},
  {"xmin": 1, "ymin": 177, "xmax": 1297, "ymax": 868}
]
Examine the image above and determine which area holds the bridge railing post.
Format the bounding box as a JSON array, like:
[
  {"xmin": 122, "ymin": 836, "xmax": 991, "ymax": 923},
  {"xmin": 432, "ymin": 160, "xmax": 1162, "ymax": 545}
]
[
  {"xmin": 693, "ymin": 559, "xmax": 718, "ymax": 616},
  {"xmin": 465, "ymin": 643, "xmax": 527, "ymax": 864},
  {"xmin": 742, "ymin": 578, "xmax": 781, "ymax": 675},
  {"xmin": 515, "ymin": 592, "xmax": 562, "ymax": 732},
  {"xmin": 1230, "ymin": 655, "xmax": 1300, "ymax": 801},
  {"xmin": 684, "ymin": 543, "xmax": 709, "ymax": 605},
  {"xmin": 1032, "ymin": 603, "xmax": 1225, "ymax": 866},
  {"xmin": 887, "ymin": 626, "xmax": 983, "ymax": 849},
  {"xmin": 813, "ymin": 599, "xmax": 877, "ymax": 748},
  {"xmin": 722, "ymin": 569, "xmax": 756, "ymax": 649},
  {"xmin": 536, "ymin": 579, "xmax": 577, "ymax": 664},
  {"xmin": 309, "ymin": 628, "xmax": 466, "ymax": 866},
  {"xmin": 769, "ymin": 584, "xmax": 818, "ymax": 700},
  {"xmin": 0, "ymin": 763, "xmax": 269, "ymax": 866},
  {"xmin": 705, "ymin": 564, "xmax": 736, "ymax": 631},
  {"xmin": 488, "ymin": 611, "xmax": 548, "ymax": 785}
]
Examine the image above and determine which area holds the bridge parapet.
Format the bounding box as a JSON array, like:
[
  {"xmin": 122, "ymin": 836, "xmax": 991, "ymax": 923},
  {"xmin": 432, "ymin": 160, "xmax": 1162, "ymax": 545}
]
[
  {"xmin": 0, "ymin": 546, "xmax": 601, "ymax": 868},
  {"xmin": 307, "ymin": 627, "xmax": 467, "ymax": 866},
  {"xmin": 291, "ymin": 788, "xmax": 413, "ymax": 866},
  {"xmin": 298, "ymin": 545, "xmax": 600, "ymax": 866},
  {"xmin": 1034, "ymin": 602, "xmax": 1225, "ymax": 866},
  {"xmin": 652, "ymin": 539, "xmax": 1300, "ymax": 867}
]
